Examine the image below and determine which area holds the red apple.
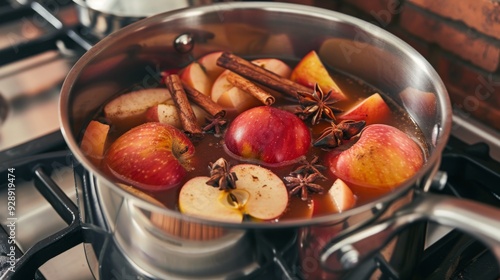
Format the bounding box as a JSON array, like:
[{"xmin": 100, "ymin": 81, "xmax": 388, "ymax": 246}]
[
  {"xmin": 338, "ymin": 93, "xmax": 392, "ymax": 125},
  {"xmin": 104, "ymin": 122, "xmax": 195, "ymax": 191},
  {"xmin": 224, "ymin": 106, "xmax": 311, "ymax": 165},
  {"xmin": 290, "ymin": 50, "xmax": 347, "ymax": 101},
  {"xmin": 178, "ymin": 164, "xmax": 288, "ymax": 221},
  {"xmin": 80, "ymin": 120, "xmax": 110, "ymax": 166},
  {"xmin": 327, "ymin": 124, "xmax": 424, "ymax": 189}
]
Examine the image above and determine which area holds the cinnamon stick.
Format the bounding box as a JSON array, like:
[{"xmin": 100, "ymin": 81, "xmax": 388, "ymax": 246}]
[
  {"xmin": 165, "ymin": 74, "xmax": 202, "ymax": 137},
  {"xmin": 181, "ymin": 81, "xmax": 226, "ymax": 117},
  {"xmin": 226, "ymin": 72, "xmax": 275, "ymax": 106},
  {"xmin": 216, "ymin": 52, "xmax": 311, "ymax": 98}
]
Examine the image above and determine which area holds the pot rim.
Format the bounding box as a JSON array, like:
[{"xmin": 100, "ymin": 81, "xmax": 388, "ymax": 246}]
[{"xmin": 59, "ymin": 1, "xmax": 452, "ymax": 229}]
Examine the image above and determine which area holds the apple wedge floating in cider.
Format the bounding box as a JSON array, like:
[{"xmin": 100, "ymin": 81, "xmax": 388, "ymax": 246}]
[
  {"xmin": 290, "ymin": 50, "xmax": 347, "ymax": 101},
  {"xmin": 80, "ymin": 120, "xmax": 110, "ymax": 166},
  {"xmin": 338, "ymin": 93, "xmax": 392, "ymax": 125}
]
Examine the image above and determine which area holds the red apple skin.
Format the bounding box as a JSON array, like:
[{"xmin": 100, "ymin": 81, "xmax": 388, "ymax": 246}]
[
  {"xmin": 105, "ymin": 122, "xmax": 195, "ymax": 191},
  {"xmin": 327, "ymin": 124, "xmax": 424, "ymax": 189},
  {"xmin": 224, "ymin": 106, "xmax": 311, "ymax": 165},
  {"xmin": 338, "ymin": 93, "xmax": 392, "ymax": 125}
]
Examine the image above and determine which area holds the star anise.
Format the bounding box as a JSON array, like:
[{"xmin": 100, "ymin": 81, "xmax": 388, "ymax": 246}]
[
  {"xmin": 202, "ymin": 115, "xmax": 227, "ymax": 136},
  {"xmin": 314, "ymin": 120, "xmax": 366, "ymax": 149},
  {"xmin": 296, "ymin": 83, "xmax": 343, "ymax": 125},
  {"xmin": 291, "ymin": 156, "xmax": 327, "ymax": 180},
  {"xmin": 206, "ymin": 158, "xmax": 238, "ymax": 191},
  {"xmin": 284, "ymin": 173, "xmax": 324, "ymax": 201}
]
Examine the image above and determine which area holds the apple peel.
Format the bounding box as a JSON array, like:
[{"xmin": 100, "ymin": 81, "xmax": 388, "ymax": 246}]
[{"xmin": 328, "ymin": 124, "xmax": 424, "ymax": 189}]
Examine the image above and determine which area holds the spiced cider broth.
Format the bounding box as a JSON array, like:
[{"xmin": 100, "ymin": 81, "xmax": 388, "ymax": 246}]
[{"xmin": 88, "ymin": 52, "xmax": 427, "ymax": 222}]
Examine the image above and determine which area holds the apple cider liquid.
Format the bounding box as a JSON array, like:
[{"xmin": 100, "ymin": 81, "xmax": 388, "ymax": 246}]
[{"xmin": 94, "ymin": 59, "xmax": 427, "ymax": 222}]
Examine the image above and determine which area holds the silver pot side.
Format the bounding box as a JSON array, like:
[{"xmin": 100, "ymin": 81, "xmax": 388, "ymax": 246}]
[
  {"xmin": 58, "ymin": 2, "xmax": 461, "ymax": 278},
  {"xmin": 73, "ymin": 0, "xmax": 238, "ymax": 38}
]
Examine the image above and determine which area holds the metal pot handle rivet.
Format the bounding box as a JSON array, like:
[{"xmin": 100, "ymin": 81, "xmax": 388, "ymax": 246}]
[{"xmin": 173, "ymin": 33, "xmax": 195, "ymax": 54}]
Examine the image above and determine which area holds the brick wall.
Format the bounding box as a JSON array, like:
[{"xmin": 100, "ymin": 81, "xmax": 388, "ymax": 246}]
[{"xmin": 289, "ymin": 0, "xmax": 500, "ymax": 131}]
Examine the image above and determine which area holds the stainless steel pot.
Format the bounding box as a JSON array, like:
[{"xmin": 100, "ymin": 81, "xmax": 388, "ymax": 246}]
[{"xmin": 59, "ymin": 2, "xmax": 500, "ymax": 279}]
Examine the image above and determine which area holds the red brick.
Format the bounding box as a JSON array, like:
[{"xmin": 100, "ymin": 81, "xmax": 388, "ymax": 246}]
[
  {"xmin": 387, "ymin": 26, "xmax": 432, "ymax": 58},
  {"xmin": 408, "ymin": 0, "xmax": 500, "ymax": 40},
  {"xmin": 400, "ymin": 4, "xmax": 500, "ymax": 72},
  {"xmin": 342, "ymin": 0, "xmax": 402, "ymax": 26},
  {"xmin": 447, "ymin": 83, "xmax": 500, "ymax": 131},
  {"xmin": 434, "ymin": 51, "xmax": 500, "ymax": 107},
  {"xmin": 433, "ymin": 52, "xmax": 500, "ymax": 131}
]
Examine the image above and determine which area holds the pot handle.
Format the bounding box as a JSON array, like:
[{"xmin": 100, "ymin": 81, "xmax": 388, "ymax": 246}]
[{"xmin": 319, "ymin": 192, "xmax": 500, "ymax": 272}]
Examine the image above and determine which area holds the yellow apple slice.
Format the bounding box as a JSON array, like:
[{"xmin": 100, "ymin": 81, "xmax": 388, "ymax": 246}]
[
  {"xmin": 327, "ymin": 179, "xmax": 356, "ymax": 213},
  {"xmin": 104, "ymin": 88, "xmax": 171, "ymax": 129},
  {"xmin": 80, "ymin": 120, "xmax": 110, "ymax": 166},
  {"xmin": 230, "ymin": 164, "xmax": 289, "ymax": 220},
  {"xmin": 290, "ymin": 50, "xmax": 347, "ymax": 101},
  {"xmin": 145, "ymin": 103, "xmax": 208, "ymax": 128},
  {"xmin": 179, "ymin": 176, "xmax": 244, "ymax": 223},
  {"xmin": 211, "ymin": 70, "xmax": 262, "ymax": 112}
]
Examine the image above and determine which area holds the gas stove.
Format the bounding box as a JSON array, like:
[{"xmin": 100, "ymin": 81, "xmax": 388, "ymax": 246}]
[{"xmin": 1, "ymin": 1, "xmax": 500, "ymax": 280}]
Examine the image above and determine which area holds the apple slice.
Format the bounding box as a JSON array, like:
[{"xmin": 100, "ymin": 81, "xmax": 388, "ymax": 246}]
[
  {"xmin": 145, "ymin": 103, "xmax": 208, "ymax": 128},
  {"xmin": 230, "ymin": 164, "xmax": 289, "ymax": 220},
  {"xmin": 179, "ymin": 176, "xmax": 244, "ymax": 222},
  {"xmin": 80, "ymin": 120, "xmax": 110, "ymax": 166},
  {"xmin": 179, "ymin": 52, "xmax": 225, "ymax": 96},
  {"xmin": 338, "ymin": 93, "xmax": 392, "ymax": 125},
  {"xmin": 290, "ymin": 50, "xmax": 347, "ymax": 101},
  {"xmin": 198, "ymin": 51, "xmax": 225, "ymax": 82},
  {"xmin": 104, "ymin": 88, "xmax": 171, "ymax": 130},
  {"xmin": 251, "ymin": 58, "xmax": 292, "ymax": 78},
  {"xmin": 211, "ymin": 70, "xmax": 262, "ymax": 112},
  {"xmin": 145, "ymin": 104, "xmax": 182, "ymax": 127},
  {"xmin": 211, "ymin": 58, "xmax": 292, "ymax": 112},
  {"xmin": 179, "ymin": 164, "xmax": 288, "ymax": 222},
  {"xmin": 180, "ymin": 62, "xmax": 212, "ymax": 96},
  {"xmin": 326, "ymin": 179, "xmax": 356, "ymax": 213}
]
